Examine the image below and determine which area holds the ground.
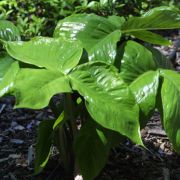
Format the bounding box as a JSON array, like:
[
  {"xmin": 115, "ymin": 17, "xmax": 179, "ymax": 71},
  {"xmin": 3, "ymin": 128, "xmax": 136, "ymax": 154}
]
[{"xmin": 0, "ymin": 30, "xmax": 180, "ymax": 180}]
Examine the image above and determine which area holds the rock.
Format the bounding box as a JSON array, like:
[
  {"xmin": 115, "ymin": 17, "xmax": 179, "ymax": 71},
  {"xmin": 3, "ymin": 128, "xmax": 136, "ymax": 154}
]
[
  {"xmin": 27, "ymin": 145, "xmax": 34, "ymax": 166},
  {"xmin": 11, "ymin": 121, "xmax": 25, "ymax": 130},
  {"xmin": 75, "ymin": 175, "xmax": 83, "ymax": 180},
  {"xmin": 13, "ymin": 125, "xmax": 25, "ymax": 131},
  {"xmin": 8, "ymin": 154, "xmax": 21, "ymax": 159},
  {"xmin": 10, "ymin": 139, "xmax": 24, "ymax": 144},
  {"xmin": 0, "ymin": 157, "xmax": 9, "ymax": 163},
  {"xmin": 0, "ymin": 136, "xmax": 3, "ymax": 143}
]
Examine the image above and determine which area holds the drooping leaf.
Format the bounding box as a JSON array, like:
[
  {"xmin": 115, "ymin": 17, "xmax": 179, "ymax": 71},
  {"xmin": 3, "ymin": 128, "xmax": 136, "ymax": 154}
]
[
  {"xmin": 147, "ymin": 46, "xmax": 173, "ymax": 69},
  {"xmin": 75, "ymin": 118, "xmax": 124, "ymax": 180},
  {"xmin": 13, "ymin": 69, "xmax": 72, "ymax": 109},
  {"xmin": 75, "ymin": 119, "xmax": 110, "ymax": 180},
  {"xmin": 159, "ymin": 70, "xmax": 180, "ymax": 152},
  {"xmin": 5, "ymin": 37, "xmax": 83, "ymax": 73},
  {"xmin": 0, "ymin": 52, "xmax": 14, "ymax": 81},
  {"xmin": 119, "ymin": 40, "xmax": 172, "ymax": 84},
  {"xmin": 129, "ymin": 30, "xmax": 172, "ymax": 46},
  {"xmin": 54, "ymin": 14, "xmax": 121, "ymax": 63},
  {"xmin": 122, "ymin": 6, "xmax": 180, "ymax": 33},
  {"xmin": 35, "ymin": 120, "xmax": 55, "ymax": 174},
  {"xmin": 130, "ymin": 71, "xmax": 159, "ymax": 127},
  {"xmin": 0, "ymin": 61, "xmax": 19, "ymax": 97},
  {"xmin": 0, "ymin": 20, "xmax": 20, "ymax": 41},
  {"xmin": 70, "ymin": 62, "xmax": 143, "ymax": 145}
]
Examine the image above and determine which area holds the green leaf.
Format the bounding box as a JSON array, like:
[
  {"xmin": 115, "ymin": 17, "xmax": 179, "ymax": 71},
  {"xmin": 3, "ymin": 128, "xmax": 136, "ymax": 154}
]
[
  {"xmin": 35, "ymin": 120, "xmax": 55, "ymax": 174},
  {"xmin": 54, "ymin": 14, "xmax": 121, "ymax": 63},
  {"xmin": 53, "ymin": 112, "xmax": 64, "ymax": 129},
  {"xmin": 122, "ymin": 6, "xmax": 180, "ymax": 33},
  {"xmin": 147, "ymin": 46, "xmax": 173, "ymax": 69},
  {"xmin": 14, "ymin": 69, "xmax": 72, "ymax": 109},
  {"xmin": 5, "ymin": 37, "xmax": 83, "ymax": 73},
  {"xmin": 129, "ymin": 30, "xmax": 172, "ymax": 46},
  {"xmin": 130, "ymin": 71, "xmax": 159, "ymax": 127},
  {"xmin": 75, "ymin": 119, "xmax": 110, "ymax": 180},
  {"xmin": 0, "ymin": 20, "xmax": 20, "ymax": 41},
  {"xmin": 75, "ymin": 118, "xmax": 124, "ymax": 180},
  {"xmin": 0, "ymin": 61, "xmax": 19, "ymax": 97},
  {"xmin": 160, "ymin": 70, "xmax": 180, "ymax": 152},
  {"xmin": 0, "ymin": 52, "xmax": 14, "ymax": 81},
  {"xmin": 119, "ymin": 40, "xmax": 172, "ymax": 84},
  {"xmin": 70, "ymin": 62, "xmax": 143, "ymax": 145},
  {"xmin": 107, "ymin": 16, "xmax": 125, "ymax": 29}
]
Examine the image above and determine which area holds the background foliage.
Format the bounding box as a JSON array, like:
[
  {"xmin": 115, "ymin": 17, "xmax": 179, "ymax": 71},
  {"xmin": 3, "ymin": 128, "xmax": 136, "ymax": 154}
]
[{"xmin": 0, "ymin": 0, "xmax": 179, "ymax": 39}]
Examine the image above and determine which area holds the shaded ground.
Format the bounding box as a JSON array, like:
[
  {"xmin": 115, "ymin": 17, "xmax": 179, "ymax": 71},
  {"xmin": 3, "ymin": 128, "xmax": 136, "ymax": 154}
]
[{"xmin": 0, "ymin": 31, "xmax": 180, "ymax": 180}]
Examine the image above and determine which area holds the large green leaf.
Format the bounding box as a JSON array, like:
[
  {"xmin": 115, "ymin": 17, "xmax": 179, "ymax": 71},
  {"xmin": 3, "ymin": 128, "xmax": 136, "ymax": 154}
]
[
  {"xmin": 0, "ymin": 52, "xmax": 14, "ymax": 81},
  {"xmin": 5, "ymin": 37, "xmax": 83, "ymax": 73},
  {"xmin": 119, "ymin": 40, "xmax": 172, "ymax": 84},
  {"xmin": 13, "ymin": 69, "xmax": 72, "ymax": 109},
  {"xmin": 160, "ymin": 70, "xmax": 180, "ymax": 152},
  {"xmin": 75, "ymin": 118, "xmax": 124, "ymax": 180},
  {"xmin": 0, "ymin": 20, "xmax": 20, "ymax": 41},
  {"xmin": 130, "ymin": 71, "xmax": 159, "ymax": 127},
  {"xmin": 54, "ymin": 14, "xmax": 121, "ymax": 63},
  {"xmin": 69, "ymin": 62, "xmax": 143, "ymax": 145},
  {"xmin": 130, "ymin": 30, "xmax": 172, "ymax": 46},
  {"xmin": 122, "ymin": 6, "xmax": 180, "ymax": 33},
  {"xmin": 75, "ymin": 120, "xmax": 110, "ymax": 180},
  {"xmin": 35, "ymin": 120, "xmax": 55, "ymax": 174},
  {"xmin": 0, "ymin": 61, "xmax": 19, "ymax": 97}
]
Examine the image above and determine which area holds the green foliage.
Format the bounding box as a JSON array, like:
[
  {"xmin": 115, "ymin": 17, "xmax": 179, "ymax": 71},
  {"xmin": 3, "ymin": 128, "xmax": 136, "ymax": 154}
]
[
  {"xmin": 0, "ymin": 0, "xmax": 86, "ymax": 39},
  {"xmin": 0, "ymin": 5, "xmax": 180, "ymax": 180},
  {"xmin": 0, "ymin": 0, "xmax": 179, "ymax": 39}
]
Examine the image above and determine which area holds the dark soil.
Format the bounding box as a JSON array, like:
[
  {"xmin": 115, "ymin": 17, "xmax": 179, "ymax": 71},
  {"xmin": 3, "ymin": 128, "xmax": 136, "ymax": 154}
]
[{"xmin": 0, "ymin": 31, "xmax": 180, "ymax": 180}]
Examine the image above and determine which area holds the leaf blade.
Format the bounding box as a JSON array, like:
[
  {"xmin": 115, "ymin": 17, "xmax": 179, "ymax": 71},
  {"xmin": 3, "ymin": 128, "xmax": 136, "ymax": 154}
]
[
  {"xmin": 160, "ymin": 70, "xmax": 180, "ymax": 152},
  {"xmin": 122, "ymin": 6, "xmax": 180, "ymax": 33},
  {"xmin": 70, "ymin": 62, "xmax": 143, "ymax": 145},
  {"xmin": 14, "ymin": 69, "xmax": 72, "ymax": 109},
  {"xmin": 130, "ymin": 71, "xmax": 159, "ymax": 127},
  {"xmin": 5, "ymin": 37, "xmax": 83, "ymax": 73},
  {"xmin": 54, "ymin": 14, "xmax": 121, "ymax": 63},
  {"xmin": 0, "ymin": 20, "xmax": 20, "ymax": 41}
]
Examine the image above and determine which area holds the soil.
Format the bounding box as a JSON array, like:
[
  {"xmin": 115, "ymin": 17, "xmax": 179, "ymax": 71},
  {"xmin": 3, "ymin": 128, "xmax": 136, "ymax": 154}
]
[{"xmin": 0, "ymin": 30, "xmax": 180, "ymax": 180}]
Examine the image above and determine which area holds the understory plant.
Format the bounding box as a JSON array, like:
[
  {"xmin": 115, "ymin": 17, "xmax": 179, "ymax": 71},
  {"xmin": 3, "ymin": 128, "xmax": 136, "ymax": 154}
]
[{"xmin": 0, "ymin": 6, "xmax": 180, "ymax": 180}]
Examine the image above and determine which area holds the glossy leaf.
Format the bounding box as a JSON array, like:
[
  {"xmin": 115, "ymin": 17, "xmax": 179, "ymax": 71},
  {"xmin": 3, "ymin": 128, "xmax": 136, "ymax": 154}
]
[
  {"xmin": 122, "ymin": 6, "xmax": 180, "ymax": 33},
  {"xmin": 70, "ymin": 62, "xmax": 143, "ymax": 145},
  {"xmin": 130, "ymin": 30, "xmax": 172, "ymax": 46},
  {"xmin": 130, "ymin": 71, "xmax": 159, "ymax": 127},
  {"xmin": 0, "ymin": 52, "xmax": 14, "ymax": 81},
  {"xmin": 119, "ymin": 40, "xmax": 172, "ymax": 84},
  {"xmin": 5, "ymin": 37, "xmax": 83, "ymax": 73},
  {"xmin": 13, "ymin": 69, "xmax": 72, "ymax": 109},
  {"xmin": 160, "ymin": 70, "xmax": 180, "ymax": 152},
  {"xmin": 0, "ymin": 20, "xmax": 20, "ymax": 41},
  {"xmin": 0, "ymin": 62, "xmax": 19, "ymax": 97},
  {"xmin": 35, "ymin": 120, "xmax": 55, "ymax": 174},
  {"xmin": 54, "ymin": 14, "xmax": 121, "ymax": 63}
]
